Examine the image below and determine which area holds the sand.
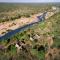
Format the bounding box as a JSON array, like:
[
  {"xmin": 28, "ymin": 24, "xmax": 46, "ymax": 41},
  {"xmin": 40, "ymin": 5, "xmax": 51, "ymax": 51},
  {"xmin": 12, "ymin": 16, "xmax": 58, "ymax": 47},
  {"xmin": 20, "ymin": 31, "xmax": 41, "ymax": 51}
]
[{"xmin": 0, "ymin": 12, "xmax": 55, "ymax": 36}]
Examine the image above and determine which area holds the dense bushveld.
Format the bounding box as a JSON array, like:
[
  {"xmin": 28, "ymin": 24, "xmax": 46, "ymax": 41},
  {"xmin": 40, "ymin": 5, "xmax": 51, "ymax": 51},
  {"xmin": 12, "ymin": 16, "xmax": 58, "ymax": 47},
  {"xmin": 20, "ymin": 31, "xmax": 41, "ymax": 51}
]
[
  {"xmin": 0, "ymin": 10, "xmax": 60, "ymax": 60},
  {"xmin": 0, "ymin": 3, "xmax": 57, "ymax": 23}
]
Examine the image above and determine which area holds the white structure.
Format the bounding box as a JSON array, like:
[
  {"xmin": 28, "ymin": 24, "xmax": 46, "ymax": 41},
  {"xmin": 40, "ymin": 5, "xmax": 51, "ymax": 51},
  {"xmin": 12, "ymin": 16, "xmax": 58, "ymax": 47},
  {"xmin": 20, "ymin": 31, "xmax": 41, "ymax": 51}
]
[
  {"xmin": 52, "ymin": 6, "xmax": 57, "ymax": 10},
  {"xmin": 30, "ymin": 37, "xmax": 34, "ymax": 41},
  {"xmin": 15, "ymin": 43, "xmax": 22, "ymax": 50}
]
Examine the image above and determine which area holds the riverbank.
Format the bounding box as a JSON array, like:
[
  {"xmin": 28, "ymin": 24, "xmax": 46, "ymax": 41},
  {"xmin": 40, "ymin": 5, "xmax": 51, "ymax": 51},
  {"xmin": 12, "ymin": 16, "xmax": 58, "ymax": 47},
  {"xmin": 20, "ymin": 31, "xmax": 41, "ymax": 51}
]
[{"xmin": 0, "ymin": 11, "xmax": 55, "ymax": 37}]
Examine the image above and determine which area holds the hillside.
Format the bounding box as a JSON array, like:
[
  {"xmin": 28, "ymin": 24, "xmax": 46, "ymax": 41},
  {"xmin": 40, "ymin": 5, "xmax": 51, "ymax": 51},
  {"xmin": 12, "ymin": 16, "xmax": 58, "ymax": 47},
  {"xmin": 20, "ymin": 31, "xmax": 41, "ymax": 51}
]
[{"xmin": 0, "ymin": 10, "xmax": 60, "ymax": 60}]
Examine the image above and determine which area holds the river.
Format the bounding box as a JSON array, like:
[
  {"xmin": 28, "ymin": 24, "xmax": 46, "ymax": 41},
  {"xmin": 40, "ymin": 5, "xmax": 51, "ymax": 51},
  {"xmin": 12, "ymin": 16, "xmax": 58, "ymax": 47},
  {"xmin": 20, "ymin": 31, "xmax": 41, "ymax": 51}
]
[{"xmin": 0, "ymin": 12, "xmax": 47, "ymax": 40}]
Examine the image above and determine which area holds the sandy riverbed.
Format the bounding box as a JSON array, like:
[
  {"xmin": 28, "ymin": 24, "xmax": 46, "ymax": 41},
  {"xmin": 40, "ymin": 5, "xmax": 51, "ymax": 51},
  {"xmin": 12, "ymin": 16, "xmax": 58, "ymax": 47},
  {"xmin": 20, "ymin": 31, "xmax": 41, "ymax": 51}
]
[{"xmin": 0, "ymin": 12, "xmax": 55, "ymax": 36}]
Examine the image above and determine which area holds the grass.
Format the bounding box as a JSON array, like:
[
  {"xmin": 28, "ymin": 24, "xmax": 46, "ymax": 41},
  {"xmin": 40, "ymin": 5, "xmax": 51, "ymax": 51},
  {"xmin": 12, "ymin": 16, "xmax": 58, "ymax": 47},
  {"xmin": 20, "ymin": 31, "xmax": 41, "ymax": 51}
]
[
  {"xmin": 46, "ymin": 12, "xmax": 60, "ymax": 47},
  {"xmin": 31, "ymin": 49, "xmax": 45, "ymax": 60},
  {"xmin": 38, "ymin": 22, "xmax": 46, "ymax": 30}
]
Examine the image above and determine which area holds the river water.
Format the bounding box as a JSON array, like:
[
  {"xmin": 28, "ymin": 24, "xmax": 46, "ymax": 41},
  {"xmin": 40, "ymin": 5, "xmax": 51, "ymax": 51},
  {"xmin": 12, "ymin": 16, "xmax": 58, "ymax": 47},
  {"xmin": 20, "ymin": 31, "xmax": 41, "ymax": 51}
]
[{"xmin": 0, "ymin": 12, "xmax": 47, "ymax": 40}]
